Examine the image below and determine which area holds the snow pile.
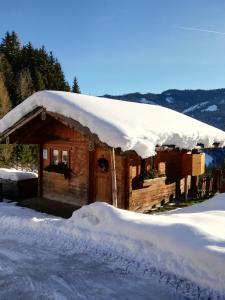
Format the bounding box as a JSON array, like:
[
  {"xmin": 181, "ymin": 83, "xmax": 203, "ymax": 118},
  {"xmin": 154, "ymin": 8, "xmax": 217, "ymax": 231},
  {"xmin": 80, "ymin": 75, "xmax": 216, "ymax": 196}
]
[
  {"xmin": 0, "ymin": 203, "xmax": 187, "ymax": 299},
  {"xmin": 0, "ymin": 195, "xmax": 225, "ymax": 297},
  {"xmin": 139, "ymin": 97, "xmax": 149, "ymax": 104},
  {"xmin": 165, "ymin": 96, "xmax": 174, "ymax": 103},
  {"xmin": 0, "ymin": 168, "xmax": 37, "ymax": 181},
  {"xmin": 202, "ymin": 104, "xmax": 218, "ymax": 112},
  {"xmin": 70, "ymin": 195, "xmax": 225, "ymax": 296},
  {"xmin": 182, "ymin": 101, "xmax": 209, "ymax": 114},
  {"xmin": 1, "ymin": 91, "xmax": 225, "ymax": 158}
]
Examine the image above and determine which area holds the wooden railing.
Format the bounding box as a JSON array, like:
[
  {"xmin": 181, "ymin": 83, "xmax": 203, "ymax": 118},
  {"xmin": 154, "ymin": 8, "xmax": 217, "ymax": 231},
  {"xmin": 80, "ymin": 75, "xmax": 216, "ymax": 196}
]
[{"xmin": 197, "ymin": 176, "xmax": 214, "ymax": 198}]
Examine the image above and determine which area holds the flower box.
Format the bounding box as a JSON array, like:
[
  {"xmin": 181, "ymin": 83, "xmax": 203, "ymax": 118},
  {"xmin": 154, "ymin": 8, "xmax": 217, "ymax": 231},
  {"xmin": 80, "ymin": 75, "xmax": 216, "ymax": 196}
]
[{"xmin": 142, "ymin": 176, "xmax": 166, "ymax": 188}]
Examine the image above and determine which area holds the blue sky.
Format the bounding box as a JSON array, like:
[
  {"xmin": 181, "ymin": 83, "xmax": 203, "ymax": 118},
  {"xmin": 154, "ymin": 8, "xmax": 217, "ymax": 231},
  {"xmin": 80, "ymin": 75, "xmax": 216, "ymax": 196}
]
[{"xmin": 1, "ymin": 0, "xmax": 225, "ymax": 95}]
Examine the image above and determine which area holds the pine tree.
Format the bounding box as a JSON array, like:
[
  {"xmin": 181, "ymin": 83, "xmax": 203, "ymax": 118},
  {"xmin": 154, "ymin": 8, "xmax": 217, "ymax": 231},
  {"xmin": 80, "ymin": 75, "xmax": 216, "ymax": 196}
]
[
  {"xmin": 16, "ymin": 68, "xmax": 34, "ymax": 103},
  {"xmin": 32, "ymin": 68, "xmax": 45, "ymax": 91},
  {"xmin": 0, "ymin": 145, "xmax": 13, "ymax": 167},
  {"xmin": 0, "ymin": 31, "xmax": 73, "ymax": 104},
  {"xmin": 0, "ymin": 72, "xmax": 11, "ymax": 117},
  {"xmin": 0, "ymin": 71, "xmax": 13, "ymax": 167},
  {"xmin": 0, "ymin": 53, "xmax": 15, "ymax": 106},
  {"xmin": 0, "ymin": 71, "xmax": 11, "ymax": 116},
  {"xmin": 0, "ymin": 31, "xmax": 21, "ymax": 66},
  {"xmin": 72, "ymin": 77, "xmax": 81, "ymax": 93},
  {"xmin": 0, "ymin": 31, "xmax": 79, "ymax": 169}
]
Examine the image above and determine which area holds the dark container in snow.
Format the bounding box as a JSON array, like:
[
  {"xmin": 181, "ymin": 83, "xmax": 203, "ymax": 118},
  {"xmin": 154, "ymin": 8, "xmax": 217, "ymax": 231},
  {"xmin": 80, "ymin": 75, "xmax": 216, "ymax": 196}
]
[{"xmin": 0, "ymin": 178, "xmax": 38, "ymax": 201}]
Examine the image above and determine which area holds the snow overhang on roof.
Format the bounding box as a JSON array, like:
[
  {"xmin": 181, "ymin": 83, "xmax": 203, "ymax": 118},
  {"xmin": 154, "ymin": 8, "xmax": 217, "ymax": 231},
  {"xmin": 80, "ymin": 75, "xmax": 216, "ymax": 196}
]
[{"xmin": 0, "ymin": 90, "xmax": 225, "ymax": 158}]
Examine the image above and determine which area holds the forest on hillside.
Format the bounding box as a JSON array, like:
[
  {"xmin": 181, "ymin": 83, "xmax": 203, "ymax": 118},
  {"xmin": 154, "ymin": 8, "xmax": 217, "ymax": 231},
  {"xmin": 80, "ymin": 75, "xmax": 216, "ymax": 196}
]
[{"xmin": 0, "ymin": 31, "xmax": 80, "ymax": 169}]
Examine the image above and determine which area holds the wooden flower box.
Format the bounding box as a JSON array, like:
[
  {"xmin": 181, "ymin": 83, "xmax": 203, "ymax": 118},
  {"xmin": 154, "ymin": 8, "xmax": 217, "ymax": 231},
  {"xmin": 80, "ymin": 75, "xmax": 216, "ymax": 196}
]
[{"xmin": 143, "ymin": 176, "xmax": 166, "ymax": 188}]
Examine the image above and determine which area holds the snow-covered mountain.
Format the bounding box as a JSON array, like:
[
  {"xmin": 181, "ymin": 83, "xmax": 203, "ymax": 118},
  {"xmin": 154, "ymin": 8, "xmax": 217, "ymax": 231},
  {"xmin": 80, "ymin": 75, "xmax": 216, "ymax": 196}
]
[{"xmin": 103, "ymin": 89, "xmax": 225, "ymax": 130}]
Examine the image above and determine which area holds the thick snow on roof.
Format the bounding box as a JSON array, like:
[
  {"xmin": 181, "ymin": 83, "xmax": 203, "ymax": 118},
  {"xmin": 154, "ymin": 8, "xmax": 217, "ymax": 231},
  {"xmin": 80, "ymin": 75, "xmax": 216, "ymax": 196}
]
[
  {"xmin": 1, "ymin": 90, "xmax": 225, "ymax": 158},
  {"xmin": 0, "ymin": 168, "xmax": 37, "ymax": 181}
]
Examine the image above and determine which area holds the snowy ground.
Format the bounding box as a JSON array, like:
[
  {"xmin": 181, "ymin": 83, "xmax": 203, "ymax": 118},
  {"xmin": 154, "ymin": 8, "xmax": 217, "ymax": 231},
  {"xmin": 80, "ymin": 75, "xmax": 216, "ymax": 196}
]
[
  {"xmin": 0, "ymin": 241, "xmax": 187, "ymax": 300},
  {"xmin": 0, "ymin": 195, "xmax": 225, "ymax": 299},
  {"xmin": 0, "ymin": 203, "xmax": 187, "ymax": 300}
]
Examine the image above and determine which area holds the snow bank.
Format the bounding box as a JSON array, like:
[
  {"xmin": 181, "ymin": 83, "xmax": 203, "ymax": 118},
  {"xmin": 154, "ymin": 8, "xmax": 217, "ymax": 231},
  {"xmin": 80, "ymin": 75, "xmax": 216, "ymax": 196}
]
[
  {"xmin": 69, "ymin": 195, "xmax": 225, "ymax": 295},
  {"xmin": 165, "ymin": 96, "xmax": 174, "ymax": 103},
  {"xmin": 1, "ymin": 91, "xmax": 225, "ymax": 158},
  {"xmin": 0, "ymin": 168, "xmax": 37, "ymax": 181},
  {"xmin": 0, "ymin": 195, "xmax": 225, "ymax": 297},
  {"xmin": 182, "ymin": 101, "xmax": 209, "ymax": 114},
  {"xmin": 203, "ymin": 104, "xmax": 218, "ymax": 112}
]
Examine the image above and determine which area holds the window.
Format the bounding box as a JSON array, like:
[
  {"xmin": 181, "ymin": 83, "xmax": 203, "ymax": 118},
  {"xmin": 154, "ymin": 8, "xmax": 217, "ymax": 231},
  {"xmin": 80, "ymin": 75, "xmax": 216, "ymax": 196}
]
[
  {"xmin": 62, "ymin": 150, "xmax": 68, "ymax": 166},
  {"xmin": 52, "ymin": 149, "xmax": 59, "ymax": 165},
  {"xmin": 43, "ymin": 149, "xmax": 48, "ymax": 160}
]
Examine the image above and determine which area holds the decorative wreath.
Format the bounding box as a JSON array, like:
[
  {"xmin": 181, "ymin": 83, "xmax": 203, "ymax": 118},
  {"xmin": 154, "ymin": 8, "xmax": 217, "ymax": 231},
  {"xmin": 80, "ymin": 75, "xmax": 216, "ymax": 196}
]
[{"xmin": 97, "ymin": 158, "xmax": 109, "ymax": 173}]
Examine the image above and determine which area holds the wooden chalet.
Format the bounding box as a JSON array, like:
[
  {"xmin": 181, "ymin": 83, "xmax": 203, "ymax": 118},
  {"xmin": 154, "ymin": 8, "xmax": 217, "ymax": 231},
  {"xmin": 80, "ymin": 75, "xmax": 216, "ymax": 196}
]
[{"xmin": 0, "ymin": 91, "xmax": 225, "ymax": 212}]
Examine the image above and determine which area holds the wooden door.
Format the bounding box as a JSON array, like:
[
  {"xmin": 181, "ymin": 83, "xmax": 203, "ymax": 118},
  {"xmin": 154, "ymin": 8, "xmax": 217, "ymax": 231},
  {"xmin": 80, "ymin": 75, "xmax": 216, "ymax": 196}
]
[{"xmin": 93, "ymin": 147, "xmax": 112, "ymax": 204}]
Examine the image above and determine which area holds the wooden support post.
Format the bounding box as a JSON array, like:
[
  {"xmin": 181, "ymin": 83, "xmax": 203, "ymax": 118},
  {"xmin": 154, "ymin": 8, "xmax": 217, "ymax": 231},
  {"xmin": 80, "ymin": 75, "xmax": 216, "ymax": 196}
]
[
  {"xmin": 191, "ymin": 176, "xmax": 198, "ymax": 198},
  {"xmin": 111, "ymin": 148, "xmax": 118, "ymax": 207},
  {"xmin": 88, "ymin": 149, "xmax": 95, "ymax": 204},
  {"xmin": 41, "ymin": 109, "xmax": 46, "ymax": 121},
  {"xmin": 184, "ymin": 175, "xmax": 189, "ymax": 201},
  {"xmin": 125, "ymin": 156, "xmax": 132, "ymax": 210},
  {"xmin": 38, "ymin": 144, "xmax": 43, "ymax": 197}
]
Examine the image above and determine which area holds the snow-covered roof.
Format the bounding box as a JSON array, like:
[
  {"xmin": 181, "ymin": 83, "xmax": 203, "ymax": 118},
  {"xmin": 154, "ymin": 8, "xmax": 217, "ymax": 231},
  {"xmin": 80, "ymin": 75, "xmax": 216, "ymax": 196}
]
[{"xmin": 0, "ymin": 90, "xmax": 225, "ymax": 158}]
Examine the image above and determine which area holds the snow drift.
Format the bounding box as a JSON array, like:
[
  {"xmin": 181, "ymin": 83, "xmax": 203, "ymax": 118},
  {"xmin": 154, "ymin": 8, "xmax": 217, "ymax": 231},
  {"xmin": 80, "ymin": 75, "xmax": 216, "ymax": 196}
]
[
  {"xmin": 0, "ymin": 194, "xmax": 225, "ymax": 297},
  {"xmin": 70, "ymin": 195, "xmax": 225, "ymax": 295},
  {"xmin": 1, "ymin": 91, "xmax": 225, "ymax": 158}
]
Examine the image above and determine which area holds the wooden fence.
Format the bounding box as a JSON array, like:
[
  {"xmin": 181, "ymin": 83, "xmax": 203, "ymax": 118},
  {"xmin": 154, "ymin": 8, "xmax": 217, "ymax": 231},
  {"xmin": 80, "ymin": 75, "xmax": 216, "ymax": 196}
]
[{"xmin": 197, "ymin": 170, "xmax": 225, "ymax": 198}]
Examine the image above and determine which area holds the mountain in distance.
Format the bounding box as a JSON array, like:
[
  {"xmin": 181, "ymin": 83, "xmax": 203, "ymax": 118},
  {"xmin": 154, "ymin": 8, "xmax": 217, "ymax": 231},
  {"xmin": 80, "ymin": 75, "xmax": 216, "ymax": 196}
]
[{"xmin": 103, "ymin": 89, "xmax": 225, "ymax": 131}]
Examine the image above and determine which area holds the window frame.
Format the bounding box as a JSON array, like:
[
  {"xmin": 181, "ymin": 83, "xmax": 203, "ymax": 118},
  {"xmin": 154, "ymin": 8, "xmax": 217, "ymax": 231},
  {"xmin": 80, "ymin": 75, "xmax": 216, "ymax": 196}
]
[
  {"xmin": 62, "ymin": 150, "xmax": 69, "ymax": 166},
  {"xmin": 49, "ymin": 147, "xmax": 71, "ymax": 168},
  {"xmin": 51, "ymin": 149, "xmax": 60, "ymax": 165}
]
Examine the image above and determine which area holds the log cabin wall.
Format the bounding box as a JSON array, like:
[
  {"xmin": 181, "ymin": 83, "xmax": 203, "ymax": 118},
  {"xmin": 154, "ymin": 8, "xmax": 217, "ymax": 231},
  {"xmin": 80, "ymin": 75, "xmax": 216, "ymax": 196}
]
[
  {"xmin": 128, "ymin": 176, "xmax": 191, "ymax": 212},
  {"xmin": 128, "ymin": 178, "xmax": 176, "ymax": 211},
  {"xmin": 41, "ymin": 122, "xmax": 90, "ymax": 207},
  {"xmin": 33, "ymin": 114, "xmax": 128, "ymax": 208},
  {"xmin": 5, "ymin": 111, "xmax": 193, "ymax": 211},
  {"xmin": 41, "ymin": 128, "xmax": 127, "ymax": 208},
  {"xmin": 126, "ymin": 150, "xmax": 192, "ymax": 212},
  {"xmin": 156, "ymin": 150, "xmax": 184, "ymax": 181}
]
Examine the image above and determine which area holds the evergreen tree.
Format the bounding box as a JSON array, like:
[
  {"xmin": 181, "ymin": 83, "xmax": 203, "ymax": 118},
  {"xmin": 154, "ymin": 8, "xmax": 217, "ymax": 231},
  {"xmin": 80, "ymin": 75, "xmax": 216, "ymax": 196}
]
[
  {"xmin": 0, "ymin": 53, "xmax": 16, "ymax": 106},
  {"xmin": 0, "ymin": 31, "xmax": 72, "ymax": 104},
  {"xmin": 0, "ymin": 145, "xmax": 13, "ymax": 167},
  {"xmin": 72, "ymin": 77, "xmax": 81, "ymax": 93},
  {"xmin": 0, "ymin": 31, "xmax": 79, "ymax": 169},
  {"xmin": 0, "ymin": 72, "xmax": 11, "ymax": 117},
  {"xmin": 16, "ymin": 68, "xmax": 33, "ymax": 103},
  {"xmin": 0, "ymin": 31, "xmax": 21, "ymax": 67},
  {"xmin": 32, "ymin": 68, "xmax": 45, "ymax": 91},
  {"xmin": 11, "ymin": 145, "xmax": 38, "ymax": 169}
]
